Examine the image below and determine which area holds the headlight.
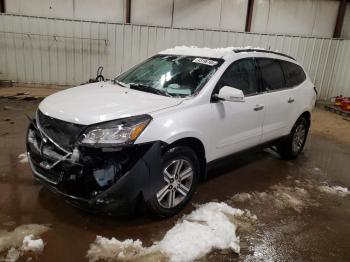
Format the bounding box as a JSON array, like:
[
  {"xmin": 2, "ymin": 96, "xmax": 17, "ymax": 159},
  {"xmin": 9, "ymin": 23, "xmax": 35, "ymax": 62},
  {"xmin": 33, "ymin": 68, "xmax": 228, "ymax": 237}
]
[{"xmin": 80, "ymin": 115, "xmax": 152, "ymax": 145}]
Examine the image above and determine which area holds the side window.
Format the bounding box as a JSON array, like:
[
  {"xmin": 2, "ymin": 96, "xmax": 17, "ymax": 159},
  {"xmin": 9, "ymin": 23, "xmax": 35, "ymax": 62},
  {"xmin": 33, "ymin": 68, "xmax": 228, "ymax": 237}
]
[
  {"xmin": 217, "ymin": 59, "xmax": 258, "ymax": 95},
  {"xmin": 257, "ymin": 58, "xmax": 285, "ymax": 91},
  {"xmin": 280, "ymin": 60, "xmax": 306, "ymax": 87}
]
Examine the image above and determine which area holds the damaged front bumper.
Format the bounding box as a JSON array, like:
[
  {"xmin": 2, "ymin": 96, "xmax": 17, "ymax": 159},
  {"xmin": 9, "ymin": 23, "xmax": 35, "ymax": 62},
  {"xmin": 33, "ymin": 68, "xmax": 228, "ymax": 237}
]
[{"xmin": 26, "ymin": 119, "xmax": 164, "ymax": 215}]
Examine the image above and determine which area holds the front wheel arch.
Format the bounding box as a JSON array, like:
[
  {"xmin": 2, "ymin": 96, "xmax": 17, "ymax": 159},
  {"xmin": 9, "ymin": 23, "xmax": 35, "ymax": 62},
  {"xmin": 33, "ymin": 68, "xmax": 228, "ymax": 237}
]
[
  {"xmin": 166, "ymin": 137, "xmax": 207, "ymax": 181},
  {"xmin": 146, "ymin": 145, "xmax": 200, "ymax": 218}
]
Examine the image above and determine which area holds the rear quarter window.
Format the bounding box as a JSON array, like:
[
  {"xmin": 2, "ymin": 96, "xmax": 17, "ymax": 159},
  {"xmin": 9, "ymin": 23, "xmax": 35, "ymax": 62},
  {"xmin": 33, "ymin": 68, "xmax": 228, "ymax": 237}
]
[{"xmin": 280, "ymin": 60, "xmax": 306, "ymax": 87}]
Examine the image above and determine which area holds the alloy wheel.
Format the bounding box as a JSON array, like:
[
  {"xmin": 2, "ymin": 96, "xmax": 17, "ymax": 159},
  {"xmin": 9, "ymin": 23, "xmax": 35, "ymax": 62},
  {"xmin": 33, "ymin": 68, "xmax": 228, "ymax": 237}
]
[
  {"xmin": 292, "ymin": 124, "xmax": 306, "ymax": 153},
  {"xmin": 156, "ymin": 159, "xmax": 194, "ymax": 209}
]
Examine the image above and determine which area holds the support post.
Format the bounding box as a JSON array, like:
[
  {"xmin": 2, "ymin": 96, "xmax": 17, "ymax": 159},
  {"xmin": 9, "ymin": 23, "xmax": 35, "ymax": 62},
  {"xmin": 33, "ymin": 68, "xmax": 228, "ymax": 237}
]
[
  {"xmin": 333, "ymin": 0, "xmax": 347, "ymax": 38},
  {"xmin": 171, "ymin": 0, "xmax": 175, "ymax": 27},
  {"xmin": 0, "ymin": 0, "xmax": 5, "ymax": 13},
  {"xmin": 245, "ymin": 0, "xmax": 255, "ymax": 32},
  {"xmin": 125, "ymin": 0, "xmax": 131, "ymax": 23}
]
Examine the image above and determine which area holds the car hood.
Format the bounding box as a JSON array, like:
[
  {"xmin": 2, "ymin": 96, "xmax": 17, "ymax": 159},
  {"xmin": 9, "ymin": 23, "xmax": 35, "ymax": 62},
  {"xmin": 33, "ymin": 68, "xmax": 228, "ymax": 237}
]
[{"xmin": 39, "ymin": 82, "xmax": 184, "ymax": 125}]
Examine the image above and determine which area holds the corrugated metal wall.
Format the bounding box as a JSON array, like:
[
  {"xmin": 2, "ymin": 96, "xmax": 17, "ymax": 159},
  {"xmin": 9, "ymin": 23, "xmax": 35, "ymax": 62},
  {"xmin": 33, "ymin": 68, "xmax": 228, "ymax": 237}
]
[
  {"xmin": 330, "ymin": 40, "xmax": 350, "ymax": 98},
  {"xmin": 0, "ymin": 14, "xmax": 349, "ymax": 99}
]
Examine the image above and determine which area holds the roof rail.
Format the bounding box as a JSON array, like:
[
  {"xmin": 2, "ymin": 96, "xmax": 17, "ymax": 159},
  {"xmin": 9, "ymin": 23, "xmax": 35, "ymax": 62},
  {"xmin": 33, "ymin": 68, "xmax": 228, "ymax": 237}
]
[{"xmin": 233, "ymin": 48, "xmax": 296, "ymax": 61}]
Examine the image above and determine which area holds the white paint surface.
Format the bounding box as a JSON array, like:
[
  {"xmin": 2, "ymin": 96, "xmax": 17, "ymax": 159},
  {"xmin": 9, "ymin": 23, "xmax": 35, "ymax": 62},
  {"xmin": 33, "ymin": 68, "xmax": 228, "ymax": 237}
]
[
  {"xmin": 37, "ymin": 45, "xmax": 315, "ymax": 163},
  {"xmin": 38, "ymin": 82, "xmax": 184, "ymax": 125}
]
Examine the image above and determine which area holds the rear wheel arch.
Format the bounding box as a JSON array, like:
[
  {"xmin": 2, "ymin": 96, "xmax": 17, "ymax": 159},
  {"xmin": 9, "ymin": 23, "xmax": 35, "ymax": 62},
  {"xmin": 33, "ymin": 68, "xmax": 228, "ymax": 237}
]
[
  {"xmin": 278, "ymin": 114, "xmax": 309, "ymax": 159},
  {"xmin": 299, "ymin": 111, "xmax": 311, "ymax": 127},
  {"xmin": 288, "ymin": 110, "xmax": 311, "ymax": 134}
]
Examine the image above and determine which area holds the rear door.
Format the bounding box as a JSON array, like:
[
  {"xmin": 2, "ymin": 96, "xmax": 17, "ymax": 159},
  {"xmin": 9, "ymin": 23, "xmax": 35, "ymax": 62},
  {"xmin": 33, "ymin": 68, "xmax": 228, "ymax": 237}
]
[
  {"xmin": 279, "ymin": 60, "xmax": 308, "ymax": 131},
  {"xmin": 210, "ymin": 58, "xmax": 265, "ymax": 159},
  {"xmin": 256, "ymin": 58, "xmax": 294, "ymax": 142}
]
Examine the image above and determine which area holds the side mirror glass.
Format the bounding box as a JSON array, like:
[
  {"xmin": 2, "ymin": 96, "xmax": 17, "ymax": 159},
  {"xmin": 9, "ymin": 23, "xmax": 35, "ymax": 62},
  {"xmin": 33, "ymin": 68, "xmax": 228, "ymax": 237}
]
[{"xmin": 215, "ymin": 86, "xmax": 245, "ymax": 102}]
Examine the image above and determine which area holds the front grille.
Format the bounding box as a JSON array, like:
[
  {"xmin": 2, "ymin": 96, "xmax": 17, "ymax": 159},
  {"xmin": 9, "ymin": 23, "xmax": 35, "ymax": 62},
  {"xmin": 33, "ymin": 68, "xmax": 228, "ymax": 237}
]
[
  {"xmin": 27, "ymin": 125, "xmax": 67, "ymax": 184},
  {"xmin": 30, "ymin": 157, "xmax": 63, "ymax": 184},
  {"xmin": 37, "ymin": 110, "xmax": 86, "ymax": 151}
]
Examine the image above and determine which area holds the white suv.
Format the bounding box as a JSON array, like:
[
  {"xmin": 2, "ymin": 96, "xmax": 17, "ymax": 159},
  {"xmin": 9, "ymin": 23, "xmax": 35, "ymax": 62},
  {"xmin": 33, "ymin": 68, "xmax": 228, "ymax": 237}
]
[{"xmin": 27, "ymin": 47, "xmax": 316, "ymax": 217}]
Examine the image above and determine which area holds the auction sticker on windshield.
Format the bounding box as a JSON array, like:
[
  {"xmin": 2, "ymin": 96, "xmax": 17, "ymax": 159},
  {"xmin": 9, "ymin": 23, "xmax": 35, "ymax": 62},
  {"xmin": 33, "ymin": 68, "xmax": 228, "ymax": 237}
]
[{"xmin": 192, "ymin": 58, "xmax": 218, "ymax": 66}]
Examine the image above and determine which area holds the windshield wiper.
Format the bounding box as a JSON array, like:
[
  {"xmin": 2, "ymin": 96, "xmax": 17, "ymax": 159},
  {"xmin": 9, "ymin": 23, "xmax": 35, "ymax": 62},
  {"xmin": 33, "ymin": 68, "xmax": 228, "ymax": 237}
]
[
  {"xmin": 113, "ymin": 79, "xmax": 127, "ymax": 87},
  {"xmin": 128, "ymin": 83, "xmax": 171, "ymax": 97}
]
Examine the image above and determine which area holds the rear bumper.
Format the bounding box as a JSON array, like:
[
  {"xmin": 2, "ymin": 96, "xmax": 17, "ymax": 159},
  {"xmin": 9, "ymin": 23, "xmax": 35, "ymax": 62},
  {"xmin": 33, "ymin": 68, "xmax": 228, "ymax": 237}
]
[{"xmin": 26, "ymin": 120, "xmax": 164, "ymax": 215}]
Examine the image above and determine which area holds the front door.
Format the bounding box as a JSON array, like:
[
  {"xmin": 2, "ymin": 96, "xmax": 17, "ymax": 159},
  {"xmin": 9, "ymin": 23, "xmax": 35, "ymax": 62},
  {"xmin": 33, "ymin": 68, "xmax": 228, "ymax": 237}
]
[{"xmin": 210, "ymin": 58, "xmax": 265, "ymax": 160}]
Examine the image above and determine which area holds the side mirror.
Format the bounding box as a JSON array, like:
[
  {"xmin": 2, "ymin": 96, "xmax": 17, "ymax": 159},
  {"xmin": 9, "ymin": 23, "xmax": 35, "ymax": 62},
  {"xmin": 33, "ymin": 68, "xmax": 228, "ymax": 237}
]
[{"xmin": 215, "ymin": 86, "xmax": 245, "ymax": 102}]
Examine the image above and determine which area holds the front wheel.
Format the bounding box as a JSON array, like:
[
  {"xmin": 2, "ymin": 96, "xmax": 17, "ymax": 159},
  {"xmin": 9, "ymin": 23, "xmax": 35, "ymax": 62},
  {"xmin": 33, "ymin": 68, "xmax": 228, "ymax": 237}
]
[
  {"xmin": 277, "ymin": 117, "xmax": 309, "ymax": 160},
  {"xmin": 146, "ymin": 146, "xmax": 200, "ymax": 218}
]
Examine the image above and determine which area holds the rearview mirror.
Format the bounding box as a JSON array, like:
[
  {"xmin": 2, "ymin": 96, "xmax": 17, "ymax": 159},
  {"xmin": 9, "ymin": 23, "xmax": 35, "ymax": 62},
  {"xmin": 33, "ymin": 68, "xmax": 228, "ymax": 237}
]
[{"xmin": 215, "ymin": 86, "xmax": 245, "ymax": 102}]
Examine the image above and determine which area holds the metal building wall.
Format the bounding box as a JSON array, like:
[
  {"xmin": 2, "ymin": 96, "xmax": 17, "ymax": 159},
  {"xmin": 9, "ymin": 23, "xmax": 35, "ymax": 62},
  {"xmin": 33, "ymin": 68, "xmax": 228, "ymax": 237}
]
[
  {"xmin": 5, "ymin": 0, "xmax": 126, "ymax": 23},
  {"xmin": 251, "ymin": 0, "xmax": 340, "ymax": 38},
  {"xmin": 6, "ymin": 0, "xmax": 347, "ymax": 38},
  {"xmin": 0, "ymin": 14, "xmax": 349, "ymax": 99},
  {"xmin": 330, "ymin": 40, "xmax": 350, "ymax": 98},
  {"xmin": 341, "ymin": 3, "xmax": 350, "ymax": 39}
]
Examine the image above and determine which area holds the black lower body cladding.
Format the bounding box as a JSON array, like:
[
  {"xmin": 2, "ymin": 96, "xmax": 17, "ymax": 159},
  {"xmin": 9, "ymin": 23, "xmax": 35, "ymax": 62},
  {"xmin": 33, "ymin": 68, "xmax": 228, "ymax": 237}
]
[{"xmin": 26, "ymin": 120, "xmax": 165, "ymax": 215}]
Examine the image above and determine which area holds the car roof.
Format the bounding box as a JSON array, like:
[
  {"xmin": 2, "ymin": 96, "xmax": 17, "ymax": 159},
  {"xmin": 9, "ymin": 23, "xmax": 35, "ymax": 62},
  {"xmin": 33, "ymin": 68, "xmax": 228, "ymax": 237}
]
[{"xmin": 159, "ymin": 46, "xmax": 296, "ymax": 62}]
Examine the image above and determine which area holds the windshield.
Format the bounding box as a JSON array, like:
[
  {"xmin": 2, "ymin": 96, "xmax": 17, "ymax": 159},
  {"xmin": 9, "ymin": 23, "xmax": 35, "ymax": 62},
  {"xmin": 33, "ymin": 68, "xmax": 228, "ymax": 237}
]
[{"xmin": 115, "ymin": 55, "xmax": 223, "ymax": 97}]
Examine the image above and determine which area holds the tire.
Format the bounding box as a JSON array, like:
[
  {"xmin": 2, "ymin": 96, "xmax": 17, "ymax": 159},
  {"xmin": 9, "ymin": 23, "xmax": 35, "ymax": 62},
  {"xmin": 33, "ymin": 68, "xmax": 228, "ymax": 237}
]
[
  {"xmin": 146, "ymin": 145, "xmax": 200, "ymax": 218},
  {"xmin": 277, "ymin": 117, "xmax": 309, "ymax": 160}
]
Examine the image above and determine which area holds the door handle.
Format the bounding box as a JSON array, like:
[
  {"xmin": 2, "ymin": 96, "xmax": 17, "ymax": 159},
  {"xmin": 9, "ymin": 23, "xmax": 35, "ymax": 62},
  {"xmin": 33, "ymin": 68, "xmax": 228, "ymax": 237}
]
[
  {"xmin": 288, "ymin": 97, "xmax": 295, "ymax": 103},
  {"xmin": 254, "ymin": 104, "xmax": 264, "ymax": 111}
]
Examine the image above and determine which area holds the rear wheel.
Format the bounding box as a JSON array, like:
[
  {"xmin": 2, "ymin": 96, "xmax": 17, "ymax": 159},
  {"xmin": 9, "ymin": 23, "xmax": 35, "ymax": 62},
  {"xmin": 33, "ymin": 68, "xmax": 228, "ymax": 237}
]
[
  {"xmin": 146, "ymin": 146, "xmax": 200, "ymax": 218},
  {"xmin": 277, "ymin": 117, "xmax": 309, "ymax": 159}
]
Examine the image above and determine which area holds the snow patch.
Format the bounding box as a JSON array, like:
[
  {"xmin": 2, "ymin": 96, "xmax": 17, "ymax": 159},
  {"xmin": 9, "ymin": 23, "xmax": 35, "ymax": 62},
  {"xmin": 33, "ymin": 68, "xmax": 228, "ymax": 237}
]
[
  {"xmin": 159, "ymin": 202, "xmax": 242, "ymax": 260},
  {"xmin": 159, "ymin": 45, "xmax": 265, "ymax": 59},
  {"xmin": 0, "ymin": 224, "xmax": 49, "ymax": 261},
  {"xmin": 271, "ymin": 186, "xmax": 310, "ymax": 213},
  {"xmin": 231, "ymin": 192, "xmax": 252, "ymax": 202},
  {"xmin": 5, "ymin": 247, "xmax": 20, "ymax": 262},
  {"xmin": 18, "ymin": 153, "xmax": 28, "ymax": 163},
  {"xmin": 22, "ymin": 235, "xmax": 44, "ymax": 252},
  {"xmin": 318, "ymin": 184, "xmax": 350, "ymax": 197},
  {"xmin": 86, "ymin": 237, "xmax": 148, "ymax": 262},
  {"xmin": 87, "ymin": 202, "xmax": 255, "ymax": 262},
  {"xmin": 230, "ymin": 185, "xmax": 314, "ymax": 213},
  {"xmin": 0, "ymin": 224, "xmax": 49, "ymax": 252},
  {"xmin": 2, "ymin": 221, "xmax": 16, "ymax": 227}
]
